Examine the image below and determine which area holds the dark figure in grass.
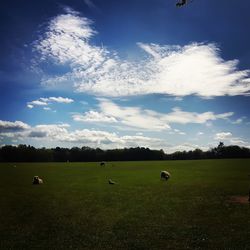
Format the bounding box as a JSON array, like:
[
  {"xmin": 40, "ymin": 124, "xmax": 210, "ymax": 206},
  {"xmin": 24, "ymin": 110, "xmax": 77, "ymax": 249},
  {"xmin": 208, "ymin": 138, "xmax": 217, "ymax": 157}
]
[
  {"xmin": 32, "ymin": 176, "xmax": 43, "ymax": 184},
  {"xmin": 161, "ymin": 171, "xmax": 171, "ymax": 181},
  {"xmin": 108, "ymin": 179, "xmax": 116, "ymax": 185}
]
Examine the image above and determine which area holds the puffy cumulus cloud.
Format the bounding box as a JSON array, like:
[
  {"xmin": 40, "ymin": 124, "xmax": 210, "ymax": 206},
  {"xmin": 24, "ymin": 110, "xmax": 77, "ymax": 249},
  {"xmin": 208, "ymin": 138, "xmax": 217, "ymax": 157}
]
[
  {"xmin": 214, "ymin": 132, "xmax": 233, "ymax": 140},
  {"xmin": 60, "ymin": 129, "xmax": 121, "ymax": 145},
  {"xmin": 27, "ymin": 97, "xmax": 74, "ymax": 109},
  {"xmin": 28, "ymin": 124, "xmax": 70, "ymax": 139},
  {"xmin": 28, "ymin": 131, "xmax": 48, "ymax": 138},
  {"xmin": 1, "ymin": 120, "xmax": 249, "ymax": 151},
  {"xmin": 73, "ymin": 99, "xmax": 233, "ymax": 131},
  {"xmin": 56, "ymin": 130, "xmax": 164, "ymax": 149},
  {"xmin": 0, "ymin": 120, "xmax": 30, "ymax": 132},
  {"xmin": 34, "ymin": 9, "xmax": 250, "ymax": 97},
  {"xmin": 0, "ymin": 123, "xmax": 70, "ymax": 141},
  {"xmin": 214, "ymin": 132, "xmax": 250, "ymax": 147},
  {"xmin": 0, "ymin": 120, "xmax": 165, "ymax": 149},
  {"xmin": 29, "ymin": 125, "xmax": 162, "ymax": 148},
  {"xmin": 27, "ymin": 100, "xmax": 47, "ymax": 109}
]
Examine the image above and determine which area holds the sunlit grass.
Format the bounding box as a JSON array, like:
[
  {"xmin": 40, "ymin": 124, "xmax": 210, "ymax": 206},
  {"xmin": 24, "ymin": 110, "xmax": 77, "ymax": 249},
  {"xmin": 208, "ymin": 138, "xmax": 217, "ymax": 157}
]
[{"xmin": 0, "ymin": 159, "xmax": 250, "ymax": 249}]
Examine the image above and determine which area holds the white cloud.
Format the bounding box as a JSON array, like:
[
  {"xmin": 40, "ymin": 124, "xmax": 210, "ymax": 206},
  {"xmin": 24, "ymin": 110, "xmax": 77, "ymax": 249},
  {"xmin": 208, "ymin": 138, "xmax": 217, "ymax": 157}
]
[
  {"xmin": 214, "ymin": 132, "xmax": 232, "ymax": 140},
  {"xmin": 73, "ymin": 99, "xmax": 233, "ymax": 131},
  {"xmin": 174, "ymin": 97, "xmax": 184, "ymax": 101},
  {"xmin": 232, "ymin": 118, "xmax": 243, "ymax": 124},
  {"xmin": 230, "ymin": 117, "xmax": 246, "ymax": 125},
  {"xmin": 83, "ymin": 0, "xmax": 99, "ymax": 11},
  {"xmin": 27, "ymin": 124, "xmax": 70, "ymax": 139},
  {"xmin": 118, "ymin": 135, "xmax": 163, "ymax": 149},
  {"xmin": 57, "ymin": 131, "xmax": 164, "ymax": 149},
  {"xmin": 166, "ymin": 143, "xmax": 209, "ymax": 153},
  {"xmin": 28, "ymin": 100, "xmax": 48, "ymax": 107},
  {"xmin": 1, "ymin": 119, "xmax": 249, "ymax": 151},
  {"xmin": 73, "ymin": 111, "xmax": 118, "ymax": 123},
  {"xmin": 0, "ymin": 120, "xmax": 30, "ymax": 132},
  {"xmin": 163, "ymin": 107, "xmax": 233, "ymax": 124},
  {"xmin": 34, "ymin": 9, "xmax": 250, "ymax": 97},
  {"xmin": 173, "ymin": 129, "xmax": 186, "ymax": 135},
  {"xmin": 27, "ymin": 96, "xmax": 74, "ymax": 109},
  {"xmin": 80, "ymin": 101, "xmax": 88, "ymax": 105},
  {"xmin": 0, "ymin": 120, "xmax": 165, "ymax": 149},
  {"xmin": 214, "ymin": 132, "xmax": 250, "ymax": 147},
  {"xmin": 34, "ymin": 9, "xmax": 103, "ymax": 67},
  {"xmin": 44, "ymin": 97, "xmax": 74, "ymax": 103},
  {"xmin": 74, "ymin": 99, "xmax": 171, "ymax": 131}
]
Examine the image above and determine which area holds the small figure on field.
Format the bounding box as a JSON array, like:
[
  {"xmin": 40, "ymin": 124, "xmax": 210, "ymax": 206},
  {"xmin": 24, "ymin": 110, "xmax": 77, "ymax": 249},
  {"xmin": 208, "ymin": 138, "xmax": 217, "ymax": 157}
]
[
  {"xmin": 100, "ymin": 161, "xmax": 106, "ymax": 166},
  {"xmin": 32, "ymin": 176, "xmax": 43, "ymax": 185},
  {"xmin": 161, "ymin": 171, "xmax": 171, "ymax": 181},
  {"xmin": 108, "ymin": 179, "xmax": 116, "ymax": 185}
]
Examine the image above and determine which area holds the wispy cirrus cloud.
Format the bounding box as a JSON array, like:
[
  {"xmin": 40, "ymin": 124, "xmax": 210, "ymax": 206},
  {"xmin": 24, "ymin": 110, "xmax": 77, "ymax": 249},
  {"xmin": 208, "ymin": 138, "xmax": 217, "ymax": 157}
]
[
  {"xmin": 27, "ymin": 96, "xmax": 74, "ymax": 109},
  {"xmin": 230, "ymin": 116, "xmax": 246, "ymax": 125},
  {"xmin": 197, "ymin": 132, "xmax": 204, "ymax": 136},
  {"xmin": 83, "ymin": 0, "xmax": 99, "ymax": 11},
  {"xmin": 73, "ymin": 99, "xmax": 171, "ymax": 131},
  {"xmin": 34, "ymin": 8, "xmax": 250, "ymax": 98},
  {"xmin": 73, "ymin": 99, "xmax": 233, "ymax": 131},
  {"xmin": 169, "ymin": 129, "xmax": 186, "ymax": 135}
]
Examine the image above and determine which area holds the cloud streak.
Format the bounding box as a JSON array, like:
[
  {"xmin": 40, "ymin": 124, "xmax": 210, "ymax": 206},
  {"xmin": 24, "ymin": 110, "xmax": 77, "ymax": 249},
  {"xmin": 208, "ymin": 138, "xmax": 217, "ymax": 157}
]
[
  {"xmin": 73, "ymin": 99, "xmax": 233, "ymax": 131},
  {"xmin": 27, "ymin": 96, "xmax": 74, "ymax": 108},
  {"xmin": 83, "ymin": 0, "xmax": 99, "ymax": 11},
  {"xmin": 34, "ymin": 8, "xmax": 250, "ymax": 98}
]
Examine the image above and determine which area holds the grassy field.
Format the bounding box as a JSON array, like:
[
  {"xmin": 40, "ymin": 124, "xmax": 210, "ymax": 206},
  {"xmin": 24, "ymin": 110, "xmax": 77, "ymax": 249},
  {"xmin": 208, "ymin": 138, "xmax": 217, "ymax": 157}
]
[{"xmin": 0, "ymin": 159, "xmax": 250, "ymax": 249}]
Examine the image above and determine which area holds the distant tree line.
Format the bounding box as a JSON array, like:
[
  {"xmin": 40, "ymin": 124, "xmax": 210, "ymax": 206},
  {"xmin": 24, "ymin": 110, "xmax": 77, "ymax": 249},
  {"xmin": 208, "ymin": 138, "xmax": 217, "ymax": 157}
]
[{"xmin": 0, "ymin": 142, "xmax": 249, "ymax": 162}]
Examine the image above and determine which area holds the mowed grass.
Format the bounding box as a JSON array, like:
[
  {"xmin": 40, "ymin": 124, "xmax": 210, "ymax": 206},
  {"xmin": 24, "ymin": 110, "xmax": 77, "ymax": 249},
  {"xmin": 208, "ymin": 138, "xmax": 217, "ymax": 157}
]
[{"xmin": 0, "ymin": 159, "xmax": 250, "ymax": 249}]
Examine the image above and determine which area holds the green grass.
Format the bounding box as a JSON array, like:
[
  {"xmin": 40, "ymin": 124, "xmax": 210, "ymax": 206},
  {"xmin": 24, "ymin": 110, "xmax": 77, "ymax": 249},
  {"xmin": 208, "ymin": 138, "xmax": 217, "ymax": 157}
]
[{"xmin": 0, "ymin": 159, "xmax": 250, "ymax": 249}]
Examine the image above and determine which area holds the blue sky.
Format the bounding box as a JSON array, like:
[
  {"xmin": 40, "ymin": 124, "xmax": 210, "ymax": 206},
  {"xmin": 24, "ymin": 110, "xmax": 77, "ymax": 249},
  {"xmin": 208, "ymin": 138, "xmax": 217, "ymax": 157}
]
[{"xmin": 0, "ymin": 0, "xmax": 250, "ymax": 152}]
